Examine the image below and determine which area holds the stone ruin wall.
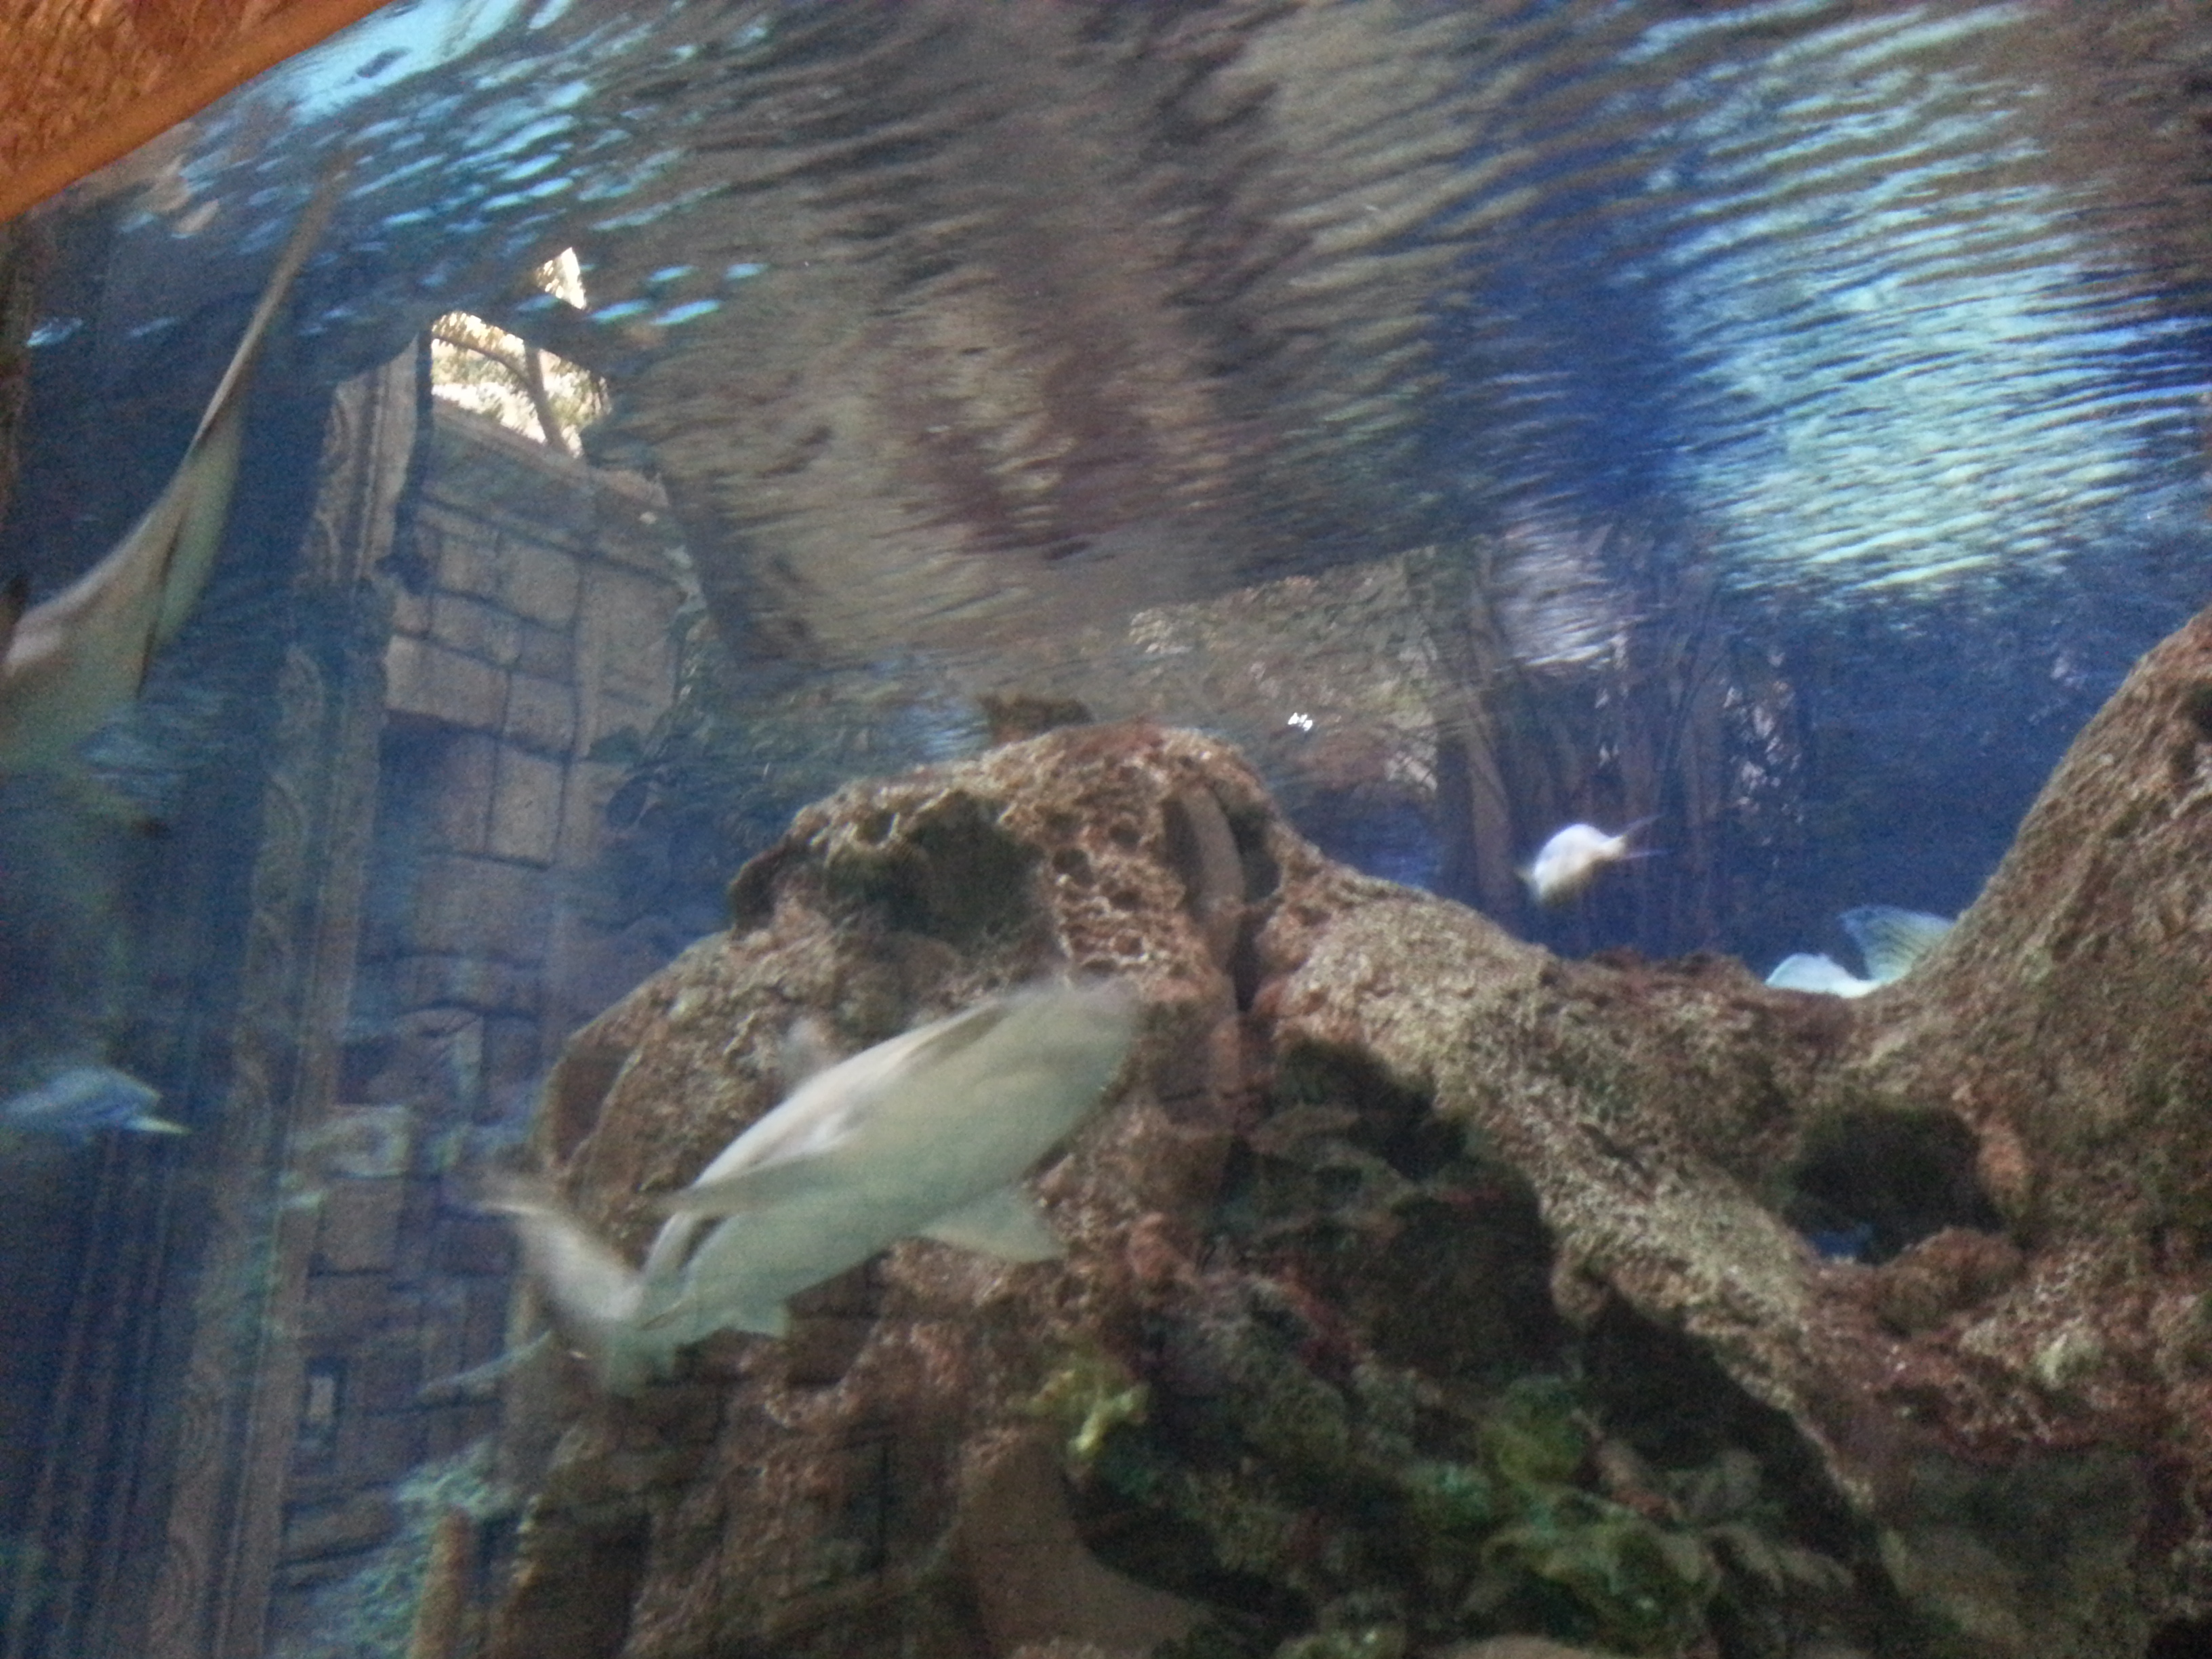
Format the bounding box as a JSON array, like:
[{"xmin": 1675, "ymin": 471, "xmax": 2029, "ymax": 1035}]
[{"xmin": 261, "ymin": 402, "xmax": 693, "ymax": 1643}]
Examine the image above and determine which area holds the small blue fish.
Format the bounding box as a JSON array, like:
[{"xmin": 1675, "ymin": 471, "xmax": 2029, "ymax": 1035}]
[
  {"xmin": 0, "ymin": 1065, "xmax": 184, "ymax": 1143},
  {"xmin": 1765, "ymin": 905, "xmax": 1952, "ymax": 998}
]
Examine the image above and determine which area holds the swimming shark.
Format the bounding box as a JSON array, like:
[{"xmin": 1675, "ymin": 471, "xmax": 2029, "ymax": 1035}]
[
  {"xmin": 1765, "ymin": 904, "xmax": 1952, "ymax": 998},
  {"xmin": 492, "ymin": 978, "xmax": 1140, "ymax": 1392},
  {"xmin": 0, "ymin": 170, "xmax": 341, "ymax": 772}
]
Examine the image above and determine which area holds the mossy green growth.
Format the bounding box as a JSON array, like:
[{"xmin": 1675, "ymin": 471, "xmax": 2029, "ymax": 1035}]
[
  {"xmin": 1479, "ymin": 1374, "xmax": 1590, "ymax": 1488},
  {"xmin": 266, "ymin": 1440, "xmax": 511, "ymax": 1659},
  {"xmin": 1469, "ymin": 1486, "xmax": 1717, "ymax": 1654},
  {"xmin": 1404, "ymin": 1376, "xmax": 1718, "ymax": 1654},
  {"xmin": 1025, "ymin": 1343, "xmax": 1152, "ymax": 1473},
  {"xmin": 1074, "ymin": 1279, "xmax": 1845, "ymax": 1659},
  {"xmin": 1400, "ymin": 1458, "xmax": 1499, "ymax": 1538}
]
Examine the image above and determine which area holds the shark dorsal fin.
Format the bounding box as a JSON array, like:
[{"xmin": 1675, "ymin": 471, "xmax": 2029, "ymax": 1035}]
[
  {"xmin": 779, "ymin": 1015, "xmax": 838, "ymax": 1087},
  {"xmin": 1763, "ymin": 952, "xmax": 1872, "ymax": 997}
]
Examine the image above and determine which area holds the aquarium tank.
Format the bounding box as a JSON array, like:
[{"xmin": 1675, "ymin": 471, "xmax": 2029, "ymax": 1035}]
[{"xmin": 3, "ymin": 3, "xmax": 2211, "ymax": 1657}]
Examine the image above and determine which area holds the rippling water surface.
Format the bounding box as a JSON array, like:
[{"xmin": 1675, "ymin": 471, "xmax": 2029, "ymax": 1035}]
[{"xmin": 18, "ymin": 0, "xmax": 2212, "ymax": 947}]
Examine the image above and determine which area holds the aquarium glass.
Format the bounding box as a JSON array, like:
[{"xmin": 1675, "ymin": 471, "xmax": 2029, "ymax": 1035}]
[{"xmin": 2, "ymin": 1, "xmax": 2209, "ymax": 1655}]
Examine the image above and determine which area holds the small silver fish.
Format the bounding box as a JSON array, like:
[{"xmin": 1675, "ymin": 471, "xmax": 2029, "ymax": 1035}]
[
  {"xmin": 0, "ymin": 171, "xmax": 340, "ymax": 772},
  {"xmin": 492, "ymin": 977, "xmax": 1139, "ymax": 1392},
  {"xmin": 0, "ymin": 1064, "xmax": 184, "ymax": 1142},
  {"xmin": 1521, "ymin": 819, "xmax": 1650, "ymax": 905},
  {"xmin": 1765, "ymin": 904, "xmax": 1952, "ymax": 998}
]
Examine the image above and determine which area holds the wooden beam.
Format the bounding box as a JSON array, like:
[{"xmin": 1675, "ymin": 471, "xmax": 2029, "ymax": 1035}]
[{"xmin": 0, "ymin": 0, "xmax": 394, "ymax": 228}]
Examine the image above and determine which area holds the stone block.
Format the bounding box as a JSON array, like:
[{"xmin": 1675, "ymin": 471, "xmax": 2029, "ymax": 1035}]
[
  {"xmin": 386, "ymin": 635, "xmax": 508, "ymax": 731},
  {"xmin": 308, "ymin": 1105, "xmax": 413, "ymax": 1179},
  {"xmin": 431, "ymin": 591, "xmax": 523, "ymax": 668},
  {"xmin": 361, "ymin": 1009, "xmax": 485, "ymax": 1118},
  {"xmin": 346, "ymin": 1336, "xmax": 424, "ymax": 1414},
  {"xmin": 333, "ymin": 1406, "xmax": 426, "ymax": 1488},
  {"xmin": 315, "ymin": 1179, "xmax": 406, "ymax": 1273},
  {"xmin": 424, "ymin": 1400, "xmax": 501, "ymax": 1461},
  {"xmin": 436, "ymin": 1213, "xmax": 515, "ymax": 1277},
  {"xmin": 408, "ymin": 853, "xmax": 550, "ymax": 964},
  {"xmin": 300, "ymin": 1273, "xmax": 393, "ymax": 1347},
  {"xmin": 390, "ymin": 584, "xmax": 431, "ymax": 637},
  {"xmin": 579, "ymin": 693, "xmax": 663, "ymax": 760},
  {"xmin": 392, "ymin": 954, "xmax": 544, "ymax": 1015},
  {"xmin": 270, "ymin": 1556, "xmax": 358, "ymax": 1600},
  {"xmin": 481, "ymin": 1015, "xmax": 544, "ymax": 1115},
  {"xmin": 489, "ymin": 746, "xmax": 565, "ymax": 866},
  {"xmin": 393, "ymin": 1180, "xmax": 443, "ymax": 1282},
  {"xmin": 463, "ymin": 1277, "xmax": 514, "ymax": 1367},
  {"xmin": 504, "ymin": 544, "xmax": 583, "ymax": 629},
  {"xmin": 579, "ymin": 567, "xmax": 678, "ymax": 705},
  {"xmin": 280, "ymin": 1491, "xmax": 400, "ymax": 1562},
  {"xmin": 426, "ymin": 729, "xmax": 497, "ymax": 855},
  {"xmin": 513, "ymin": 618, "xmax": 575, "ymax": 680},
  {"xmin": 412, "ymin": 1279, "xmax": 475, "ymax": 1384},
  {"xmin": 504, "ymin": 672, "xmax": 577, "ymax": 755},
  {"xmin": 430, "ymin": 525, "xmax": 502, "ymax": 600}
]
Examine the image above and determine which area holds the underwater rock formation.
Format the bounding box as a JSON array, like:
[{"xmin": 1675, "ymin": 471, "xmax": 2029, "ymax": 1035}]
[{"xmin": 485, "ymin": 605, "xmax": 2212, "ymax": 1659}]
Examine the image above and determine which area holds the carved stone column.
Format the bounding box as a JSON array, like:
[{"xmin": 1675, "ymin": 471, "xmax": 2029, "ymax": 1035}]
[{"xmin": 134, "ymin": 352, "xmax": 411, "ymax": 1659}]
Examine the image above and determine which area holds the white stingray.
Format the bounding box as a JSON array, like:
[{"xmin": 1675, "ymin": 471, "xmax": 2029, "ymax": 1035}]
[{"xmin": 0, "ymin": 170, "xmax": 341, "ymax": 771}]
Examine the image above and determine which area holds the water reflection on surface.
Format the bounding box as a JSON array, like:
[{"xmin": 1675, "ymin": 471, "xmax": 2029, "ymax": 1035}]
[{"xmin": 12, "ymin": 0, "xmax": 2212, "ymax": 947}]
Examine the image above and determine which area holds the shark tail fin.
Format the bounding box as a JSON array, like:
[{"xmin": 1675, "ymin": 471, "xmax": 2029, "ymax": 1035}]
[
  {"xmin": 1839, "ymin": 905, "xmax": 1954, "ymax": 985},
  {"xmin": 483, "ymin": 1173, "xmax": 650, "ymax": 1390}
]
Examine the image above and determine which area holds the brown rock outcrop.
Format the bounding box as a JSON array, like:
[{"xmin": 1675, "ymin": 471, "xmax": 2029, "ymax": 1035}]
[{"xmin": 485, "ymin": 604, "xmax": 2212, "ymax": 1659}]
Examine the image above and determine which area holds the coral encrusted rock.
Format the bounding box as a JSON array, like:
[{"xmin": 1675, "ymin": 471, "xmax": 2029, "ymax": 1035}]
[{"xmin": 484, "ymin": 603, "xmax": 2212, "ymax": 1659}]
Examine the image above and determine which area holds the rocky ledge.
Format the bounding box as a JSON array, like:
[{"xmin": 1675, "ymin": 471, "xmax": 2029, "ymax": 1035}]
[{"xmin": 483, "ymin": 606, "xmax": 2212, "ymax": 1659}]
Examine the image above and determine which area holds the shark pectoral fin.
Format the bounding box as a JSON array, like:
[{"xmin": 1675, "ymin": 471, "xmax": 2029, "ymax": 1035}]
[
  {"xmin": 145, "ymin": 161, "xmax": 345, "ymax": 654},
  {"xmin": 148, "ymin": 414, "xmax": 246, "ymax": 657},
  {"xmin": 418, "ymin": 1330, "xmax": 552, "ymax": 1402},
  {"xmin": 737, "ymin": 1301, "xmax": 790, "ymax": 1338},
  {"xmin": 483, "ymin": 1176, "xmax": 644, "ymax": 1363},
  {"xmin": 920, "ymin": 1185, "xmax": 1065, "ymax": 1263},
  {"xmin": 124, "ymin": 1113, "xmax": 188, "ymax": 1135},
  {"xmin": 641, "ymin": 1294, "xmax": 790, "ymax": 1340}
]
